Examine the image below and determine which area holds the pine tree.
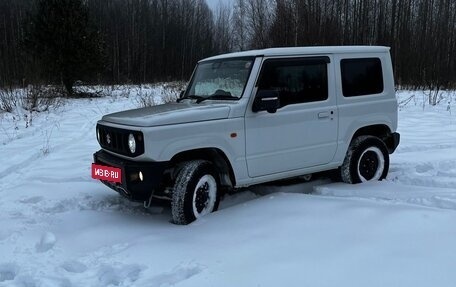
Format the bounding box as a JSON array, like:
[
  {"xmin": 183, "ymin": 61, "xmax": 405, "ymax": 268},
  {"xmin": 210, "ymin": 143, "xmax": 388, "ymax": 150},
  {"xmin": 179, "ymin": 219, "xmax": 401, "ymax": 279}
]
[{"xmin": 24, "ymin": 0, "xmax": 104, "ymax": 95}]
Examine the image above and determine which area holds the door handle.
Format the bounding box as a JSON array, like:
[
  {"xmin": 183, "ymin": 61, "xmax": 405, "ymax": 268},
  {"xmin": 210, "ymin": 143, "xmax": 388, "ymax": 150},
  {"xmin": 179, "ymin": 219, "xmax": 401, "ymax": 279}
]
[{"xmin": 318, "ymin": 111, "xmax": 330, "ymax": 118}]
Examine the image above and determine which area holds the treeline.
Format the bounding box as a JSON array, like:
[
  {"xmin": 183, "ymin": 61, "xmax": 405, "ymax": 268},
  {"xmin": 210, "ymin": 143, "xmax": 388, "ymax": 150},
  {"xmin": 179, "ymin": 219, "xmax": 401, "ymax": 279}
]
[
  {"xmin": 1, "ymin": 0, "xmax": 456, "ymax": 90},
  {"xmin": 87, "ymin": 0, "xmax": 218, "ymax": 83},
  {"xmin": 233, "ymin": 0, "xmax": 456, "ymax": 89},
  {"xmin": 0, "ymin": 0, "xmax": 227, "ymax": 88}
]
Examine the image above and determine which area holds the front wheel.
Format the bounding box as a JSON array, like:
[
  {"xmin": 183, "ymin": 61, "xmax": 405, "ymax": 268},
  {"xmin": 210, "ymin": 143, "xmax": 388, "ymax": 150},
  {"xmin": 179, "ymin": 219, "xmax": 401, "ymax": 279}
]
[
  {"xmin": 171, "ymin": 160, "xmax": 220, "ymax": 225},
  {"xmin": 340, "ymin": 136, "xmax": 389, "ymax": 184}
]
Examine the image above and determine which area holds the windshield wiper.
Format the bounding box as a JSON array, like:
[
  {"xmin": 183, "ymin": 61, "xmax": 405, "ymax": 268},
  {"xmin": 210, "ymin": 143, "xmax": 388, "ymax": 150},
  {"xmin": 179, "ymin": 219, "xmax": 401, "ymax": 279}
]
[
  {"xmin": 196, "ymin": 91, "xmax": 238, "ymax": 103},
  {"xmin": 176, "ymin": 95, "xmax": 205, "ymax": 103},
  {"xmin": 177, "ymin": 92, "xmax": 238, "ymax": 104}
]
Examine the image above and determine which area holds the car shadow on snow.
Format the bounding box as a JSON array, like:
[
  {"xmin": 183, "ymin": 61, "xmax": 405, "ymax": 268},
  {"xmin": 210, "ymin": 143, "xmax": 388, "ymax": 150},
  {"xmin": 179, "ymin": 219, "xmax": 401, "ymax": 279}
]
[
  {"xmin": 93, "ymin": 173, "xmax": 336, "ymax": 223},
  {"xmin": 220, "ymin": 172, "xmax": 335, "ymax": 210},
  {"xmin": 80, "ymin": 193, "xmax": 169, "ymax": 216}
]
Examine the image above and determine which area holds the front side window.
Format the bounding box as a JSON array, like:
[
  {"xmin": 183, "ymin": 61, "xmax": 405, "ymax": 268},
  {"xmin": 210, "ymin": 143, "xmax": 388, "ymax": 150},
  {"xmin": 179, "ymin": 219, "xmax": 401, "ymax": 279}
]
[
  {"xmin": 341, "ymin": 58, "xmax": 384, "ymax": 97},
  {"xmin": 257, "ymin": 57, "xmax": 329, "ymax": 108},
  {"xmin": 185, "ymin": 57, "xmax": 254, "ymax": 101}
]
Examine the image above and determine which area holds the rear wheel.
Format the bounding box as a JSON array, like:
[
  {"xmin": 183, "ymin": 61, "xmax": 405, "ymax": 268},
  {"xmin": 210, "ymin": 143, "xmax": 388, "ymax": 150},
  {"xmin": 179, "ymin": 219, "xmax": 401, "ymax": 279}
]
[
  {"xmin": 340, "ymin": 136, "xmax": 389, "ymax": 184},
  {"xmin": 171, "ymin": 160, "xmax": 220, "ymax": 225}
]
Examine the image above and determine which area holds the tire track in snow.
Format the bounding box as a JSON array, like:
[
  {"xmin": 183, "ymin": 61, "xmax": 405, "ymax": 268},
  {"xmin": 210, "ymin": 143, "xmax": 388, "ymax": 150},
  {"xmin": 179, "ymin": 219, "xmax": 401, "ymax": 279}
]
[
  {"xmin": 0, "ymin": 97, "xmax": 134, "ymax": 189},
  {"xmin": 314, "ymin": 182, "xmax": 456, "ymax": 212},
  {"xmin": 0, "ymin": 116, "xmax": 97, "ymax": 191},
  {"xmin": 147, "ymin": 263, "xmax": 204, "ymax": 287},
  {"xmin": 390, "ymin": 152, "xmax": 456, "ymax": 190}
]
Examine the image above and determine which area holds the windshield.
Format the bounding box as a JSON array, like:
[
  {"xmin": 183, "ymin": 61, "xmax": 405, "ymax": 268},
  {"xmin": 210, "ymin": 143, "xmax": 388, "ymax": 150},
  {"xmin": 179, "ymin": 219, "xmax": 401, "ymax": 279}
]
[{"xmin": 184, "ymin": 57, "xmax": 254, "ymax": 101}]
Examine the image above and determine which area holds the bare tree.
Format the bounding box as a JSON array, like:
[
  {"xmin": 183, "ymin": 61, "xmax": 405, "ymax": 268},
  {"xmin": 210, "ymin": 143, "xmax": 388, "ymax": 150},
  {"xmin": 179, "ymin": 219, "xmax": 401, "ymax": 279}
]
[
  {"xmin": 213, "ymin": 2, "xmax": 233, "ymax": 54},
  {"xmin": 2, "ymin": 0, "xmax": 456, "ymax": 91}
]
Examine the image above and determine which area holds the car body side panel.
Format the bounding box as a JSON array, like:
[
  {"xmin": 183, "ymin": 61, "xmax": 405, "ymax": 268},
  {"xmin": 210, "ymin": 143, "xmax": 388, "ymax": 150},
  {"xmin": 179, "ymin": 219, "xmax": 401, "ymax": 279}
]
[
  {"xmin": 332, "ymin": 52, "xmax": 397, "ymax": 164},
  {"xmin": 244, "ymin": 54, "xmax": 339, "ymax": 177}
]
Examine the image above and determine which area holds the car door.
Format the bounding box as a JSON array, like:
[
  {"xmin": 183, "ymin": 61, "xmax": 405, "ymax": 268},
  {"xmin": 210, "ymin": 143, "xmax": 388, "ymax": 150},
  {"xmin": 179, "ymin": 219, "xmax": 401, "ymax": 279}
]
[{"xmin": 245, "ymin": 55, "xmax": 338, "ymax": 177}]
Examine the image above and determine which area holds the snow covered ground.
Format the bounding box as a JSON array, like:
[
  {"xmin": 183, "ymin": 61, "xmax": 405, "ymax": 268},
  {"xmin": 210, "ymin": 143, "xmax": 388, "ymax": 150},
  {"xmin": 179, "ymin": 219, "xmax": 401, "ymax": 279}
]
[{"xmin": 0, "ymin": 87, "xmax": 455, "ymax": 286}]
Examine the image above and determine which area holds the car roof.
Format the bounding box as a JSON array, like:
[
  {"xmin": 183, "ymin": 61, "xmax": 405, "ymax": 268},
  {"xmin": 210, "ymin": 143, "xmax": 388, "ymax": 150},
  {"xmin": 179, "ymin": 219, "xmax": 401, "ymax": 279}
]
[{"xmin": 200, "ymin": 46, "xmax": 390, "ymax": 62}]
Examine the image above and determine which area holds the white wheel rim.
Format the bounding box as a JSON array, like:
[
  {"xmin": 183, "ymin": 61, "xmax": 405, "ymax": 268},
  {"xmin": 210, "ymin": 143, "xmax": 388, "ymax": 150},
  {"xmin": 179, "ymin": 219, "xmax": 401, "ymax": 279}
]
[
  {"xmin": 192, "ymin": 174, "xmax": 217, "ymax": 218},
  {"xmin": 357, "ymin": 147, "xmax": 385, "ymax": 182}
]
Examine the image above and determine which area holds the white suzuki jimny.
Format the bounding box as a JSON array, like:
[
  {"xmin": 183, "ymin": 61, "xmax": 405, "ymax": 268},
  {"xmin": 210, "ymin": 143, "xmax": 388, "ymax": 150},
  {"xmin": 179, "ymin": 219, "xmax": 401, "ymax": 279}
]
[{"xmin": 93, "ymin": 46, "xmax": 400, "ymax": 224}]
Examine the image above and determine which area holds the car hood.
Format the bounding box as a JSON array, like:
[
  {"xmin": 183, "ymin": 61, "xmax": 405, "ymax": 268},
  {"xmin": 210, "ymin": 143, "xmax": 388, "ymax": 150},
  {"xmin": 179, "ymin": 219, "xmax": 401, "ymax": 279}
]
[{"xmin": 101, "ymin": 102, "xmax": 232, "ymax": 127}]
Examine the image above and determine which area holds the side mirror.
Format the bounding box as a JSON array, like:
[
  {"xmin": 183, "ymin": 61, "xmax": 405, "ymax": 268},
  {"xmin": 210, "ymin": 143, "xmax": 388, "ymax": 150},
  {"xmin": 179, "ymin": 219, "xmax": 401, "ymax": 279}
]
[
  {"xmin": 179, "ymin": 90, "xmax": 184, "ymax": 98},
  {"xmin": 252, "ymin": 90, "xmax": 280, "ymax": 113}
]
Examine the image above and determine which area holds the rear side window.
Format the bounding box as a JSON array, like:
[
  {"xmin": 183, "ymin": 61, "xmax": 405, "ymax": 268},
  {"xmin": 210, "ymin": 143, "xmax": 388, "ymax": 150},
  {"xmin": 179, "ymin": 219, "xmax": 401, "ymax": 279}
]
[
  {"xmin": 257, "ymin": 57, "xmax": 329, "ymax": 108},
  {"xmin": 341, "ymin": 58, "xmax": 383, "ymax": 97}
]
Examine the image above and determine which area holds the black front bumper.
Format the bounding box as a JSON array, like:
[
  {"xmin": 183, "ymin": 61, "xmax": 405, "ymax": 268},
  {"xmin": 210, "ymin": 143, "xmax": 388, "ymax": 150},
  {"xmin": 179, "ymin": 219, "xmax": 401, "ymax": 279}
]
[{"xmin": 93, "ymin": 150, "xmax": 168, "ymax": 202}]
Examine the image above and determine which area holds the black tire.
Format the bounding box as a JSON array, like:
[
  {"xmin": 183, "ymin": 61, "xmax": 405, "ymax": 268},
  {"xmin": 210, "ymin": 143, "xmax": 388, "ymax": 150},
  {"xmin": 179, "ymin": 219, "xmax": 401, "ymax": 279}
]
[
  {"xmin": 171, "ymin": 160, "xmax": 220, "ymax": 225},
  {"xmin": 340, "ymin": 135, "xmax": 389, "ymax": 184}
]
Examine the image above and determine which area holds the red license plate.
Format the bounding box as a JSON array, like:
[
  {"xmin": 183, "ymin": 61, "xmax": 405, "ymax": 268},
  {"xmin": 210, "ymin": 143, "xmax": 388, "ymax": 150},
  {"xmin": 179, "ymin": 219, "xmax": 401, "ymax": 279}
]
[{"xmin": 92, "ymin": 163, "xmax": 122, "ymax": 183}]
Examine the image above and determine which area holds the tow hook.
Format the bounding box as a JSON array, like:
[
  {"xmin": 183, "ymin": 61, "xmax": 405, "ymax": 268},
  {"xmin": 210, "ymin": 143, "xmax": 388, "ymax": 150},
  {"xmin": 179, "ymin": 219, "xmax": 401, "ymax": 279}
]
[{"xmin": 144, "ymin": 190, "xmax": 155, "ymax": 208}]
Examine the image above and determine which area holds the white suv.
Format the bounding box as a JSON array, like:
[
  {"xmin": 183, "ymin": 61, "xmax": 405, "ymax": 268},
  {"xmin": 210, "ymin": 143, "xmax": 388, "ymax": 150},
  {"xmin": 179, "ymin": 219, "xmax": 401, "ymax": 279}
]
[{"xmin": 93, "ymin": 46, "xmax": 400, "ymax": 224}]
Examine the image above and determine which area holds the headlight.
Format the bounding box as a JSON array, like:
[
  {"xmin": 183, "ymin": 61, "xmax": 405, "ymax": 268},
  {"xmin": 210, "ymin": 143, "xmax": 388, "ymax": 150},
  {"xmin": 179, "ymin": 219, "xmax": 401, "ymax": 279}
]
[{"xmin": 128, "ymin": 133, "xmax": 136, "ymax": 153}]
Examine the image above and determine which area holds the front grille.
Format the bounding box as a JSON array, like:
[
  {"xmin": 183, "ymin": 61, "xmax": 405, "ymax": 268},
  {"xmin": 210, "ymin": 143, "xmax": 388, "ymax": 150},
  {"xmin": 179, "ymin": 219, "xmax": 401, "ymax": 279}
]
[{"xmin": 97, "ymin": 124, "xmax": 144, "ymax": 157}]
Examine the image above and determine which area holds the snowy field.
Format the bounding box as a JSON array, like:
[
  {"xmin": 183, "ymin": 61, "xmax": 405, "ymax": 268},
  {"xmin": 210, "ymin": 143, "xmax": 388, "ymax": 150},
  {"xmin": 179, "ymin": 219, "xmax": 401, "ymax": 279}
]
[{"xmin": 0, "ymin": 87, "xmax": 455, "ymax": 286}]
